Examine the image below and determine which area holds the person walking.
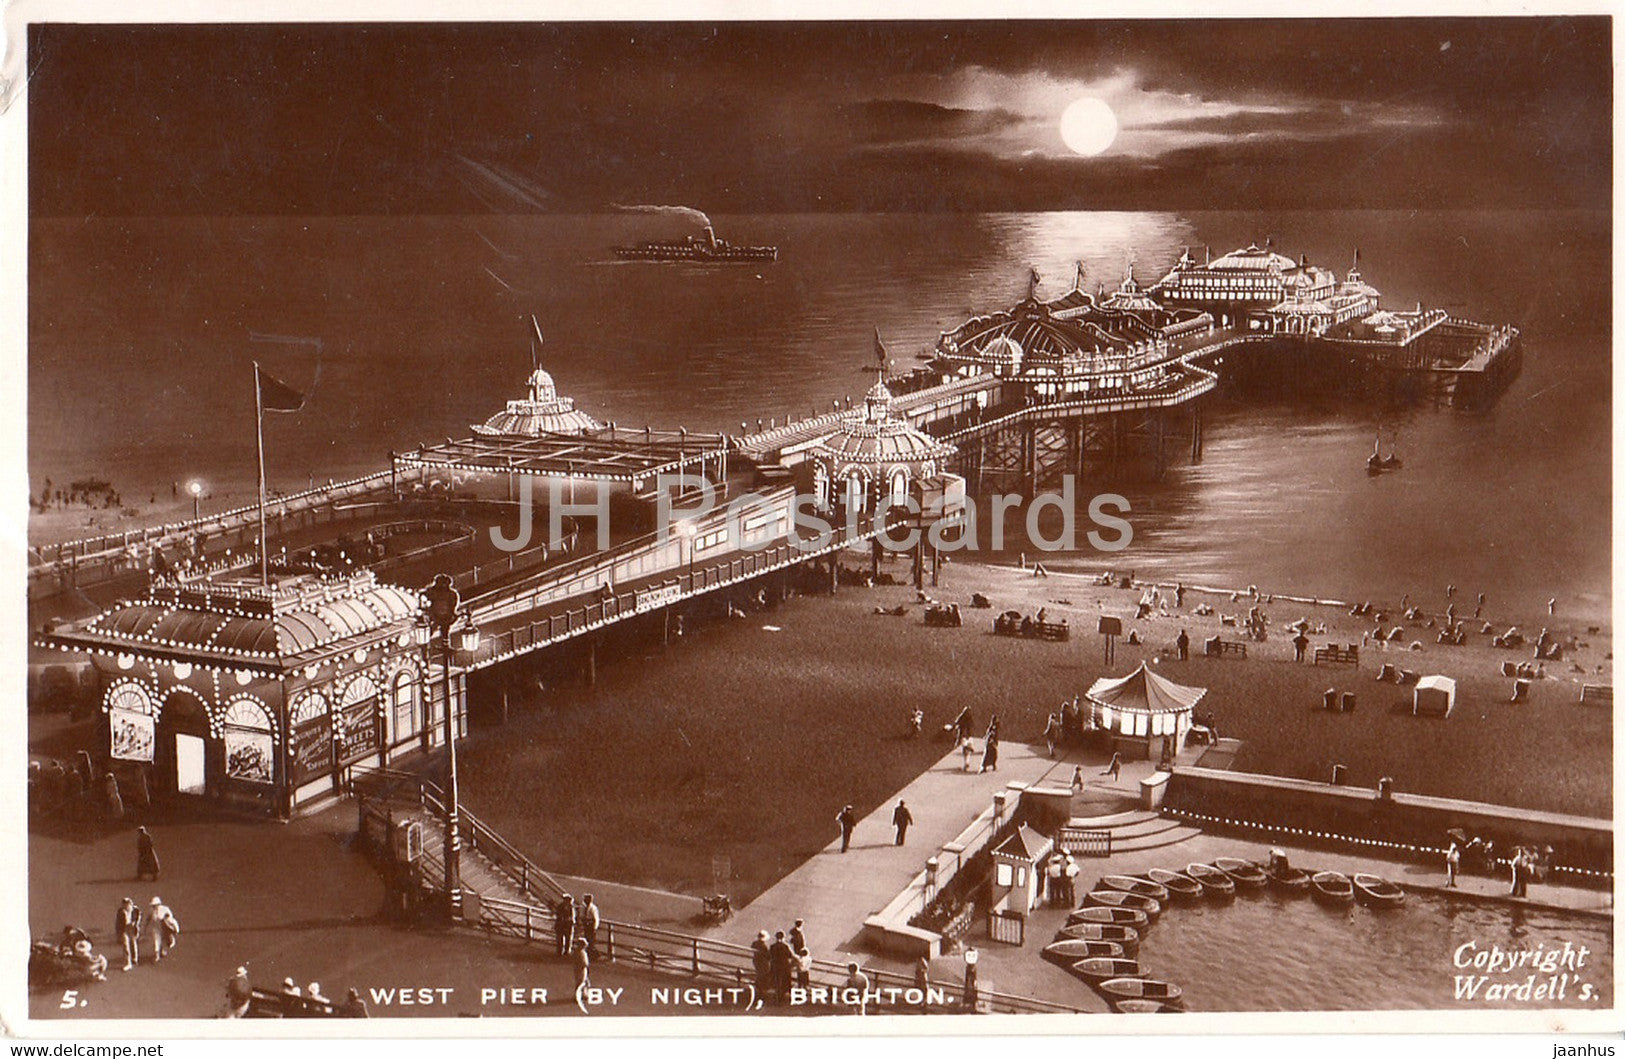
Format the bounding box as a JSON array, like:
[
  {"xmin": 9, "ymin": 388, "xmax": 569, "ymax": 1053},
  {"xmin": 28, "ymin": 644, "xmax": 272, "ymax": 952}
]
[
  {"xmin": 1508, "ymin": 851, "xmax": 1522, "ymax": 897},
  {"xmin": 553, "ymin": 892, "xmax": 575, "ymax": 956},
  {"xmin": 1071, "ymin": 766, "xmax": 1086, "ymax": 793},
  {"xmin": 148, "ymin": 897, "xmax": 179, "ymax": 962},
  {"xmin": 578, "ymin": 894, "xmax": 601, "ymax": 960},
  {"xmin": 979, "ymin": 737, "xmax": 999, "ymax": 774},
  {"xmin": 1043, "ymin": 713, "xmax": 1062, "ymax": 758},
  {"xmin": 114, "ymin": 897, "xmax": 142, "ymax": 971},
  {"xmin": 1445, "ymin": 842, "xmax": 1461, "ymax": 888},
  {"xmin": 836, "ymin": 805, "xmax": 857, "ymax": 853},
  {"xmin": 1176, "ymin": 629, "xmax": 1190, "ymax": 661},
  {"xmin": 135, "ymin": 826, "xmax": 160, "ymax": 881},
  {"xmin": 1292, "ymin": 631, "xmax": 1310, "ymax": 663},
  {"xmin": 1101, "ymin": 752, "xmax": 1122, "ymax": 781},
  {"xmin": 892, "ymin": 800, "xmax": 914, "ymax": 845},
  {"xmin": 960, "ymin": 737, "xmax": 976, "ymax": 772},
  {"xmin": 571, "ymin": 938, "xmax": 591, "ymax": 995}
]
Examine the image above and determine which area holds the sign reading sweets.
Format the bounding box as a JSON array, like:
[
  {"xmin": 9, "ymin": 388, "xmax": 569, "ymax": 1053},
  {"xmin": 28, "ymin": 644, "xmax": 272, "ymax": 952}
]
[{"xmin": 636, "ymin": 585, "xmax": 684, "ymax": 613}]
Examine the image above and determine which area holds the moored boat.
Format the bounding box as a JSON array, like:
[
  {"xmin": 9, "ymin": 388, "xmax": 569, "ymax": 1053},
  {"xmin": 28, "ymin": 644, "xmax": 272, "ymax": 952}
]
[
  {"xmin": 1041, "ymin": 938, "xmax": 1126, "ymax": 962},
  {"xmin": 1262, "ymin": 862, "xmax": 1312, "ymax": 893},
  {"xmin": 1056, "ymin": 923, "xmax": 1141, "ymax": 952},
  {"xmin": 1098, "ymin": 875, "xmax": 1171, "ymax": 902},
  {"xmin": 1213, "ymin": 857, "xmax": 1269, "ymax": 889},
  {"xmin": 1099, "ymin": 977, "xmax": 1184, "ymax": 1009},
  {"xmin": 1312, "ymin": 870, "xmax": 1355, "ymax": 904},
  {"xmin": 1083, "ymin": 889, "xmax": 1162, "ymax": 919},
  {"xmin": 1146, "ymin": 868, "xmax": 1204, "ymax": 901},
  {"xmin": 1066, "ymin": 905, "xmax": 1150, "ymax": 929},
  {"xmin": 1071, "ymin": 957, "xmax": 1143, "ymax": 982},
  {"xmin": 1185, "ymin": 863, "xmax": 1237, "ymax": 897},
  {"xmin": 1112, "ymin": 998, "xmax": 1181, "ymax": 1014},
  {"xmin": 1352, "ymin": 873, "xmax": 1406, "ymax": 907}
]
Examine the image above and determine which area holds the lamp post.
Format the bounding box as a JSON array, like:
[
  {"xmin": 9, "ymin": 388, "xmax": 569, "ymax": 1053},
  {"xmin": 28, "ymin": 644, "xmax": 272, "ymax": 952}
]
[
  {"xmin": 421, "ymin": 574, "xmax": 479, "ymax": 920},
  {"xmin": 187, "ymin": 479, "xmax": 203, "ymax": 521}
]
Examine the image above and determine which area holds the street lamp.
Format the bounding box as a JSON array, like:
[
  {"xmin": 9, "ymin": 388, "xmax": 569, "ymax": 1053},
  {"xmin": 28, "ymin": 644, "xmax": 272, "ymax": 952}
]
[
  {"xmin": 420, "ymin": 574, "xmax": 479, "ymax": 920},
  {"xmin": 187, "ymin": 479, "xmax": 203, "ymax": 521}
]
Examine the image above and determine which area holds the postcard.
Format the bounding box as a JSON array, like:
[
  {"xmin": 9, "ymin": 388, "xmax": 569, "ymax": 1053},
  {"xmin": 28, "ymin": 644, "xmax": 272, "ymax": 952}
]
[{"xmin": 6, "ymin": 8, "xmax": 1615, "ymax": 1040}]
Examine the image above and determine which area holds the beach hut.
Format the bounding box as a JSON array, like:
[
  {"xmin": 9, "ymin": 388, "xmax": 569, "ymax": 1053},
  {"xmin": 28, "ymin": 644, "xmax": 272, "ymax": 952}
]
[
  {"xmin": 1085, "ymin": 663, "xmax": 1207, "ymax": 760},
  {"xmin": 1413, "ymin": 675, "xmax": 1457, "ymax": 718}
]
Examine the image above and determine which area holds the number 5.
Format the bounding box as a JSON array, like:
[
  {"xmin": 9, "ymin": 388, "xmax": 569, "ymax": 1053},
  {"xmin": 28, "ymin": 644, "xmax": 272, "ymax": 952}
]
[{"xmin": 59, "ymin": 990, "xmax": 79, "ymax": 1010}]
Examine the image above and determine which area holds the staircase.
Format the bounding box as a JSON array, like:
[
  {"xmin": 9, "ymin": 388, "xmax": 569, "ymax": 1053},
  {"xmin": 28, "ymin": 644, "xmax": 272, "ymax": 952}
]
[{"xmin": 1064, "ymin": 809, "xmax": 1202, "ymax": 854}]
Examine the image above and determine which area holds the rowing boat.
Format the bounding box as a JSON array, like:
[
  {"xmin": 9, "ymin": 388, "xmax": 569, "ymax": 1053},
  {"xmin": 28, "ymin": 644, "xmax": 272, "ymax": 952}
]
[
  {"xmin": 1083, "ymin": 889, "xmax": 1162, "ymax": 919},
  {"xmin": 1098, "ymin": 874, "xmax": 1171, "ymax": 902},
  {"xmin": 1353, "ymin": 873, "xmax": 1406, "ymax": 907},
  {"xmin": 1184, "ymin": 863, "xmax": 1237, "ymax": 897},
  {"xmin": 1066, "ymin": 905, "xmax": 1150, "ymax": 929},
  {"xmin": 1112, "ymin": 999, "xmax": 1182, "ymax": 1014},
  {"xmin": 1071, "ymin": 957, "xmax": 1144, "ymax": 982},
  {"xmin": 1099, "ymin": 977, "xmax": 1184, "ymax": 1009},
  {"xmin": 1312, "ymin": 870, "xmax": 1355, "ymax": 905},
  {"xmin": 1146, "ymin": 868, "xmax": 1204, "ymax": 901},
  {"xmin": 1040, "ymin": 938, "xmax": 1125, "ymax": 962},
  {"xmin": 1261, "ymin": 863, "xmax": 1312, "ymax": 893},
  {"xmin": 1213, "ymin": 857, "xmax": 1269, "ymax": 889},
  {"xmin": 1056, "ymin": 923, "xmax": 1140, "ymax": 951}
]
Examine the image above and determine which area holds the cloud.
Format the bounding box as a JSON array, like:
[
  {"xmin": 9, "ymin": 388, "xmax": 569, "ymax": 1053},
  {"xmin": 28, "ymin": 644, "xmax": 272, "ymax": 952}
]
[{"xmin": 835, "ymin": 99, "xmax": 1026, "ymax": 145}]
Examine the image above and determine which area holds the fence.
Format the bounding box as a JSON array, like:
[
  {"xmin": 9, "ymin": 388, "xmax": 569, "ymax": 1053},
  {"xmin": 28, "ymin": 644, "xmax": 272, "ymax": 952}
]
[
  {"xmin": 1055, "ymin": 827, "xmax": 1112, "ymax": 858},
  {"xmin": 346, "ymin": 767, "xmax": 1081, "ymax": 1015}
]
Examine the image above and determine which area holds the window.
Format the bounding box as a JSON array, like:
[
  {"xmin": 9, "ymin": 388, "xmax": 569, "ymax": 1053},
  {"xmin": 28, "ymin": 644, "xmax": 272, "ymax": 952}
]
[
  {"xmin": 223, "ymin": 698, "xmax": 274, "ymax": 784},
  {"xmin": 107, "ymin": 681, "xmax": 155, "ymax": 762},
  {"xmin": 390, "ymin": 671, "xmax": 418, "ymax": 745},
  {"xmin": 996, "ymin": 863, "xmax": 1013, "ymax": 887}
]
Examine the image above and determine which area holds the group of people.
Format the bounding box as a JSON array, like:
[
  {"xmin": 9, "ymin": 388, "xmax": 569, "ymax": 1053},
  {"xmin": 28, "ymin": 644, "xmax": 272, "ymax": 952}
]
[
  {"xmin": 113, "ymin": 894, "xmax": 180, "ymax": 971},
  {"xmin": 551, "ymin": 892, "xmax": 602, "ymax": 991},
  {"xmin": 1041, "ymin": 852, "xmax": 1081, "ymax": 907},
  {"xmin": 750, "ymin": 919, "xmax": 813, "ymax": 1004},
  {"xmin": 28, "ymin": 755, "xmax": 141, "ymax": 826},
  {"xmin": 222, "ymin": 967, "xmax": 369, "ymax": 1018}
]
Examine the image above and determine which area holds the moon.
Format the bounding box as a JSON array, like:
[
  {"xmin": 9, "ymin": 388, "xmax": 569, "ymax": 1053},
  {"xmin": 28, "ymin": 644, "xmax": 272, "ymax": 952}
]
[{"xmin": 1060, "ymin": 97, "xmax": 1119, "ymax": 157}]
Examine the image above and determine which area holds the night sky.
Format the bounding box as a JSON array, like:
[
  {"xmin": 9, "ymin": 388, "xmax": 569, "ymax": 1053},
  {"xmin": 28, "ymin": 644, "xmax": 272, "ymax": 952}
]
[{"xmin": 27, "ymin": 19, "xmax": 1612, "ymax": 216}]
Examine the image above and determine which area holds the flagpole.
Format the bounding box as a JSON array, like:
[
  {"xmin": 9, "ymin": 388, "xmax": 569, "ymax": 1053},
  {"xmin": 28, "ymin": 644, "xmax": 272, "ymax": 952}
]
[{"xmin": 254, "ymin": 362, "xmax": 269, "ymax": 587}]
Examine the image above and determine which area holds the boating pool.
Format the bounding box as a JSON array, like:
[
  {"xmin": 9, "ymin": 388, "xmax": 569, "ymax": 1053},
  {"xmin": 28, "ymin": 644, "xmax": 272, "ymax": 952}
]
[{"xmin": 1135, "ymin": 889, "xmax": 1612, "ymax": 1011}]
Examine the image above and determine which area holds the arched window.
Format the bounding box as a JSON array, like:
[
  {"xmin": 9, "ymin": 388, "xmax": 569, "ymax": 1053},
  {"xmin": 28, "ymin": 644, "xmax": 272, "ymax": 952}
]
[
  {"xmin": 222, "ymin": 698, "xmax": 274, "ymax": 785},
  {"xmin": 390, "ymin": 670, "xmax": 419, "ymax": 745},
  {"xmin": 889, "ymin": 469, "xmax": 909, "ymax": 507},
  {"xmin": 338, "ymin": 676, "xmax": 382, "ymax": 763},
  {"xmin": 107, "ymin": 681, "xmax": 156, "ymax": 763},
  {"xmin": 811, "ymin": 462, "xmax": 830, "ymax": 510},
  {"xmin": 844, "ymin": 472, "xmax": 866, "ymax": 513}
]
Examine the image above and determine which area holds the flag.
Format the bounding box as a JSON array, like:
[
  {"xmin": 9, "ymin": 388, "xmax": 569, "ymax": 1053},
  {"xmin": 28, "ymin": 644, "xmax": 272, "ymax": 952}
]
[
  {"xmin": 257, "ymin": 364, "xmax": 306, "ymax": 413},
  {"xmin": 873, "ymin": 327, "xmax": 890, "ymax": 371},
  {"xmin": 1029, "ymin": 266, "xmax": 1041, "ymax": 288}
]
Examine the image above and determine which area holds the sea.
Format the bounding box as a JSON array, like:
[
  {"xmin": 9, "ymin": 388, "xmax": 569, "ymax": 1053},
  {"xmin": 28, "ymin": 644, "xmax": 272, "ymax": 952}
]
[{"xmin": 27, "ymin": 210, "xmax": 1612, "ymax": 621}]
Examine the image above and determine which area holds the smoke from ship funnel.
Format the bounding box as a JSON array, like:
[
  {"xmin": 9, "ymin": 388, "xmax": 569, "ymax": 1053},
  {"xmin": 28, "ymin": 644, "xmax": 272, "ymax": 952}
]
[{"xmin": 612, "ymin": 204, "xmax": 713, "ymax": 229}]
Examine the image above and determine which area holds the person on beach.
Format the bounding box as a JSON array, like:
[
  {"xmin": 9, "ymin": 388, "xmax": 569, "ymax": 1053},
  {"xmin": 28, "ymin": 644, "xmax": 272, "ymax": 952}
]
[
  {"xmin": 1175, "ymin": 582, "xmax": 1186, "ymax": 608},
  {"xmin": 135, "ymin": 826, "xmax": 160, "ymax": 881},
  {"xmin": 836, "ymin": 805, "xmax": 857, "ymax": 853},
  {"xmin": 114, "ymin": 897, "xmax": 142, "ymax": 971},
  {"xmin": 1176, "ymin": 629, "xmax": 1190, "ymax": 661},
  {"xmin": 1548, "ymin": 598, "xmax": 1557, "ymax": 616},
  {"xmin": 892, "ymin": 800, "xmax": 914, "ymax": 845},
  {"xmin": 1293, "ymin": 630, "xmax": 1310, "ymax": 662},
  {"xmin": 1445, "ymin": 842, "xmax": 1461, "ymax": 887},
  {"xmin": 1102, "ymin": 753, "xmax": 1122, "ymax": 781}
]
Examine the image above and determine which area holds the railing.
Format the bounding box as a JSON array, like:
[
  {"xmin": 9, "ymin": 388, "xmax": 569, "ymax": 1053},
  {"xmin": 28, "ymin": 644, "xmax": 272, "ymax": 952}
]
[
  {"xmin": 349, "ymin": 766, "xmax": 1081, "ymax": 1014},
  {"xmin": 1056, "ymin": 827, "xmax": 1112, "ymax": 858}
]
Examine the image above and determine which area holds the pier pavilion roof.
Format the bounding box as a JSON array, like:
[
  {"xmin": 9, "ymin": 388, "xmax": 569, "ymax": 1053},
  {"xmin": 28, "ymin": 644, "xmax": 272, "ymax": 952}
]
[
  {"xmin": 397, "ymin": 425, "xmax": 731, "ymax": 496},
  {"xmin": 1204, "ymin": 243, "xmax": 1299, "ymax": 273},
  {"xmin": 36, "ymin": 570, "xmax": 423, "ymax": 677},
  {"xmin": 473, "ymin": 366, "xmax": 602, "ymax": 438},
  {"xmin": 809, "ymin": 379, "xmax": 956, "ymax": 466}
]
